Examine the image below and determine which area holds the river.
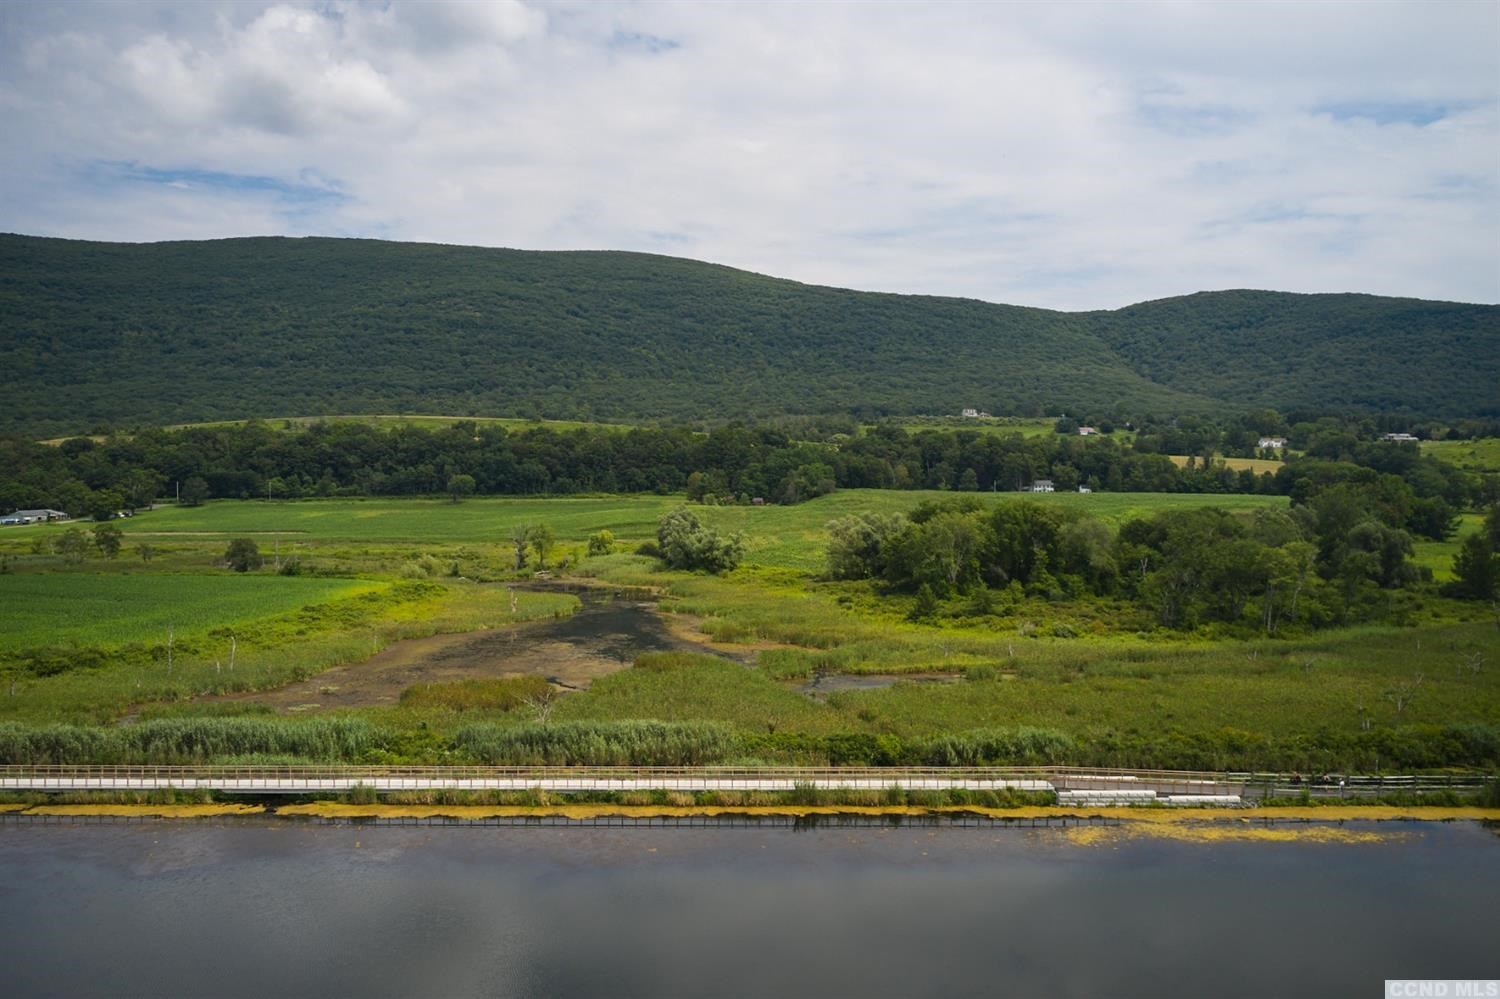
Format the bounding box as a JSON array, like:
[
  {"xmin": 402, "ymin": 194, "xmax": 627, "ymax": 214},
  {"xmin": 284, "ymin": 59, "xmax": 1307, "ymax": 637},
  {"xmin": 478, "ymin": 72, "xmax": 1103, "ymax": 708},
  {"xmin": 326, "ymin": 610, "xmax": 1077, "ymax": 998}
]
[{"xmin": 1, "ymin": 817, "xmax": 1495, "ymax": 997}]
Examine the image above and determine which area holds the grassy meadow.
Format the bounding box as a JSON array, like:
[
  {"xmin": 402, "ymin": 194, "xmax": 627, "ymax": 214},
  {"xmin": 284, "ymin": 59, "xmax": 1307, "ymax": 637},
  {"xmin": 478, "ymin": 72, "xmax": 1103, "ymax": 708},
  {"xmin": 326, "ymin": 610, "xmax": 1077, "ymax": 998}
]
[
  {"xmin": 871, "ymin": 417, "xmax": 1062, "ymax": 438},
  {"xmin": 0, "ymin": 574, "xmax": 379, "ymax": 652},
  {"xmin": 1422, "ymin": 437, "xmax": 1500, "ymax": 475},
  {"xmin": 1, "ymin": 488, "xmax": 1496, "ymax": 770},
  {"xmin": 42, "ymin": 414, "xmax": 634, "ymax": 445}
]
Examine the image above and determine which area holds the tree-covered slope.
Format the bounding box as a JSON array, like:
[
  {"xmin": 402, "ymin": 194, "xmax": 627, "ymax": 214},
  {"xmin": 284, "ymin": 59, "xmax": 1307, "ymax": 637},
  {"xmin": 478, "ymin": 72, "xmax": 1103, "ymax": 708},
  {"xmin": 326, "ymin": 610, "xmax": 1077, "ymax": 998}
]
[
  {"xmin": 1088, "ymin": 290, "xmax": 1499, "ymax": 418},
  {"xmin": 0, "ymin": 234, "xmax": 1493, "ymax": 435}
]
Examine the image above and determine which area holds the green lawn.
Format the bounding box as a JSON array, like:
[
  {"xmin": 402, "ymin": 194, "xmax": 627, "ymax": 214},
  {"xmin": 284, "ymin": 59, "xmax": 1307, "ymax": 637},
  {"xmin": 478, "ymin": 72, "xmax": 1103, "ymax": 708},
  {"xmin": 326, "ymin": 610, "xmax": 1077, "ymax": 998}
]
[{"xmin": 0, "ymin": 574, "xmax": 380, "ymax": 652}]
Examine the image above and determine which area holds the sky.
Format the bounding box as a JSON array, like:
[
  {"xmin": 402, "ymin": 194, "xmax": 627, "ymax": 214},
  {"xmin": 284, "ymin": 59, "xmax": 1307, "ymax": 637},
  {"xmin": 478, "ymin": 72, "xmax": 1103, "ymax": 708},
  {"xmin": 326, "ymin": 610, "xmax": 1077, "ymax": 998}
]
[{"xmin": 0, "ymin": 0, "xmax": 1496, "ymax": 311}]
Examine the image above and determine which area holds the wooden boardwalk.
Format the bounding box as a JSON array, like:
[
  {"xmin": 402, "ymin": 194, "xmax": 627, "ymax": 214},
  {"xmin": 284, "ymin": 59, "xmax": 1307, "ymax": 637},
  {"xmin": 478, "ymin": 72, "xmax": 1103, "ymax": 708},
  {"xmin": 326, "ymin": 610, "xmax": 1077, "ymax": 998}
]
[{"xmin": 1, "ymin": 765, "xmax": 1486, "ymax": 806}]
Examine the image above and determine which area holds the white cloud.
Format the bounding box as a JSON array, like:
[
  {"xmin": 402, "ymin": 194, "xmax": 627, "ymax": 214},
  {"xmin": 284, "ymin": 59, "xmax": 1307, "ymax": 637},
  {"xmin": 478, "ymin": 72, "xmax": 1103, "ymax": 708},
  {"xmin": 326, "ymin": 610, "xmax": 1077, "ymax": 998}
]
[{"xmin": 0, "ymin": 0, "xmax": 1494, "ymax": 309}]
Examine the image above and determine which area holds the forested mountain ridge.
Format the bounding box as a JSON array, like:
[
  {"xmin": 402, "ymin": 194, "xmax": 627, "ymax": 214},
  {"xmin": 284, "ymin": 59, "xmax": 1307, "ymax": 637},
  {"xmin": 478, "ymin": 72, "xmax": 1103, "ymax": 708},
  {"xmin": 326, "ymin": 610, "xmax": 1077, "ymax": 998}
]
[
  {"xmin": 1086, "ymin": 290, "xmax": 1499, "ymax": 417},
  {"xmin": 1, "ymin": 233, "xmax": 1495, "ymax": 435}
]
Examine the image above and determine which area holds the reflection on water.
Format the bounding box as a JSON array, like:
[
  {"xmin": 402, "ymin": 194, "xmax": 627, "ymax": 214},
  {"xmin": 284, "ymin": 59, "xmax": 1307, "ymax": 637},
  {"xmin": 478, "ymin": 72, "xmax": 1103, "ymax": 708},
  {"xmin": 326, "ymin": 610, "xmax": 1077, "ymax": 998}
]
[{"xmin": 1, "ymin": 820, "xmax": 1495, "ymax": 999}]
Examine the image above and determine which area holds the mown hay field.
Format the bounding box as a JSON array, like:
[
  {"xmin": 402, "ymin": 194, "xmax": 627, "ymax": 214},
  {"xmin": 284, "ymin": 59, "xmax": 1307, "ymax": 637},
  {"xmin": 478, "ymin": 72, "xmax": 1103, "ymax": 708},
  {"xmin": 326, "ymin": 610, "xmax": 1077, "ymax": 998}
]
[{"xmin": 1167, "ymin": 454, "xmax": 1284, "ymax": 474}]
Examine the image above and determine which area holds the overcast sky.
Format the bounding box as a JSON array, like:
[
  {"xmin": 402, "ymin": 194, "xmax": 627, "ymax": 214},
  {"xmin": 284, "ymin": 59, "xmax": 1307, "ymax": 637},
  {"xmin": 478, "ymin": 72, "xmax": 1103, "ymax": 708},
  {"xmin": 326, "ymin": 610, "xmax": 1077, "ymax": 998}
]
[{"xmin": 1, "ymin": 0, "xmax": 1496, "ymax": 310}]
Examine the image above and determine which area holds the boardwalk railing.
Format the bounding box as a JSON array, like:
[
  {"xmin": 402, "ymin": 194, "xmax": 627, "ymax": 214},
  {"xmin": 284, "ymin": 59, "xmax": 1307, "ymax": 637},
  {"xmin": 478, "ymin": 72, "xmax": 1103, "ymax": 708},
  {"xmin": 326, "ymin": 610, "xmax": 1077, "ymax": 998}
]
[{"xmin": 0, "ymin": 765, "xmax": 1490, "ymax": 798}]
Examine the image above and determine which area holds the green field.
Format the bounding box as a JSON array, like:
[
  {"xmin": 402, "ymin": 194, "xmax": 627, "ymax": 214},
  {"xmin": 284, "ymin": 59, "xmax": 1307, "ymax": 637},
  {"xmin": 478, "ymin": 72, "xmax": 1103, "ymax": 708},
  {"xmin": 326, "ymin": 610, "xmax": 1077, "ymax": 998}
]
[
  {"xmin": 1, "ymin": 489, "xmax": 1495, "ymax": 771},
  {"xmin": 1167, "ymin": 454, "xmax": 1284, "ymax": 474},
  {"xmin": 1411, "ymin": 514, "xmax": 1484, "ymax": 583},
  {"xmin": 1422, "ymin": 437, "xmax": 1500, "ymax": 475},
  {"xmin": 33, "ymin": 490, "xmax": 1286, "ymax": 564},
  {"xmin": 97, "ymin": 496, "xmax": 685, "ymax": 544},
  {"xmin": 0, "ymin": 574, "xmax": 380, "ymax": 652},
  {"xmin": 42, "ymin": 414, "xmax": 635, "ymax": 445},
  {"xmin": 871, "ymin": 417, "xmax": 1062, "ymax": 439}
]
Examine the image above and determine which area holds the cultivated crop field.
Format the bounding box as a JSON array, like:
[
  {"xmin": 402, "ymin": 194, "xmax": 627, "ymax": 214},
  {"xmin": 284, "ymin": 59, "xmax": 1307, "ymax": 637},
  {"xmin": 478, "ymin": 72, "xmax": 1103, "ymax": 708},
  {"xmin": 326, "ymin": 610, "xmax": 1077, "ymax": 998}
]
[
  {"xmin": 0, "ymin": 574, "xmax": 379, "ymax": 652},
  {"xmin": 91, "ymin": 496, "xmax": 686, "ymax": 544},
  {"xmin": 1167, "ymin": 454, "xmax": 1284, "ymax": 474},
  {"xmin": 40, "ymin": 489, "xmax": 1288, "ymax": 569}
]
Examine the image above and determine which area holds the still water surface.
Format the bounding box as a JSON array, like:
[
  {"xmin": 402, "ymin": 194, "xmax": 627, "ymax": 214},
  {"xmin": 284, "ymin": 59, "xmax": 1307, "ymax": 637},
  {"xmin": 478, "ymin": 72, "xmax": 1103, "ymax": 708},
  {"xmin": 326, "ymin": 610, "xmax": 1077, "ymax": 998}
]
[{"xmin": 1, "ymin": 818, "xmax": 1495, "ymax": 998}]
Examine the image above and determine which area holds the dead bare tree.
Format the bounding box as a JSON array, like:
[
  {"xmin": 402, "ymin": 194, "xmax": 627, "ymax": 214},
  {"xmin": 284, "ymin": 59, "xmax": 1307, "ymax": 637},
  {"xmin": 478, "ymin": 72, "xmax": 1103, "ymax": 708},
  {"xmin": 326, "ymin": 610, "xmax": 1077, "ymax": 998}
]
[
  {"xmin": 1384, "ymin": 672, "xmax": 1424, "ymax": 714},
  {"xmin": 525, "ymin": 688, "xmax": 557, "ymax": 725},
  {"xmin": 1462, "ymin": 652, "xmax": 1484, "ymax": 677}
]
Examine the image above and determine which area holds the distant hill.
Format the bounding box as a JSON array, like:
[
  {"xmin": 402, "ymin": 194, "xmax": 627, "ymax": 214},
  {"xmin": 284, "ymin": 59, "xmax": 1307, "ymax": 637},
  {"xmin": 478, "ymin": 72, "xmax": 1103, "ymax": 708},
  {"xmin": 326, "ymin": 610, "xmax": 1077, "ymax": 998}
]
[
  {"xmin": 1, "ymin": 234, "xmax": 1494, "ymax": 435},
  {"xmin": 1085, "ymin": 290, "xmax": 1499, "ymax": 419}
]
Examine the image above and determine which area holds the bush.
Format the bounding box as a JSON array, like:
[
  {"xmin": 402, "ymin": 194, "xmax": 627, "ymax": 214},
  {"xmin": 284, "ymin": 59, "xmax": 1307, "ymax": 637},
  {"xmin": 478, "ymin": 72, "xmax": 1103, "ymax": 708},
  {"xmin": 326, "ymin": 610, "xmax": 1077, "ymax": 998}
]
[
  {"xmin": 223, "ymin": 538, "xmax": 263, "ymax": 572},
  {"xmin": 348, "ymin": 783, "xmax": 379, "ymax": 804},
  {"xmin": 656, "ymin": 508, "xmax": 744, "ymax": 573}
]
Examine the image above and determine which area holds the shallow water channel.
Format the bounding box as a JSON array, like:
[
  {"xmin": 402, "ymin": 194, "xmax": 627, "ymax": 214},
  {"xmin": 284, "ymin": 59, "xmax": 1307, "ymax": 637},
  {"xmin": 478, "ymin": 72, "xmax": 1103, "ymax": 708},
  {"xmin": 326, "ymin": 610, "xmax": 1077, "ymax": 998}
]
[{"xmin": 1, "ymin": 817, "xmax": 1495, "ymax": 998}]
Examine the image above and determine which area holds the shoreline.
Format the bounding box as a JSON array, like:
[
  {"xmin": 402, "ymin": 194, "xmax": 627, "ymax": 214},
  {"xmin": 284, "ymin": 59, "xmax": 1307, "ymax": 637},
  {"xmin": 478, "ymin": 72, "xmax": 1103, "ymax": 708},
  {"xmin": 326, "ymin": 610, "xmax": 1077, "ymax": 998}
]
[{"xmin": 7, "ymin": 801, "xmax": 1498, "ymax": 824}]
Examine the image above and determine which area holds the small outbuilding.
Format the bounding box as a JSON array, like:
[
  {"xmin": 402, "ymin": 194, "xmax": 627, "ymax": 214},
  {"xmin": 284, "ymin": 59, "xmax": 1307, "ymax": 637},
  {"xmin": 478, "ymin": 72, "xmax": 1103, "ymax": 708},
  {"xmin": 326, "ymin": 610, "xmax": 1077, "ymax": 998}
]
[{"xmin": 0, "ymin": 509, "xmax": 69, "ymax": 526}]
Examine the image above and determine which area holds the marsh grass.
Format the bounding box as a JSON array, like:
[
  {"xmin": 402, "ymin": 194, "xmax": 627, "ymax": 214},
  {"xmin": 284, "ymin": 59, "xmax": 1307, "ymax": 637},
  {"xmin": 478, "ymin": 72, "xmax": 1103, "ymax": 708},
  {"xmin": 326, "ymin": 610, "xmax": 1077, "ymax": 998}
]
[
  {"xmin": 0, "ymin": 581, "xmax": 575, "ymax": 723},
  {"xmin": 0, "ymin": 716, "xmax": 381, "ymax": 764},
  {"xmin": 453, "ymin": 719, "xmax": 739, "ymax": 766},
  {"xmin": 398, "ymin": 676, "xmax": 553, "ymax": 713}
]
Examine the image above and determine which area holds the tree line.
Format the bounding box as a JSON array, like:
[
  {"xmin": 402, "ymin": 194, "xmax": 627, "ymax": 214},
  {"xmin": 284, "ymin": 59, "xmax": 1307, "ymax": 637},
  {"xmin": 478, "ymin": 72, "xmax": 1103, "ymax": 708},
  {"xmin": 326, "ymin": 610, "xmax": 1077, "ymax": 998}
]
[
  {"xmin": 0, "ymin": 414, "xmax": 1491, "ymax": 527},
  {"xmin": 830, "ymin": 494, "xmax": 1500, "ymax": 630}
]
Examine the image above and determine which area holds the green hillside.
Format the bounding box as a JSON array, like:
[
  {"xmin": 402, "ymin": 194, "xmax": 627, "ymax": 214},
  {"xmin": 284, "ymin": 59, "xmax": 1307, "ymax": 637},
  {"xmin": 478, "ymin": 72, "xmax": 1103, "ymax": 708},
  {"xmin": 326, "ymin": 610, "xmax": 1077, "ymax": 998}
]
[
  {"xmin": 1087, "ymin": 289, "xmax": 1499, "ymax": 418},
  {"xmin": 1, "ymin": 234, "xmax": 1494, "ymax": 435}
]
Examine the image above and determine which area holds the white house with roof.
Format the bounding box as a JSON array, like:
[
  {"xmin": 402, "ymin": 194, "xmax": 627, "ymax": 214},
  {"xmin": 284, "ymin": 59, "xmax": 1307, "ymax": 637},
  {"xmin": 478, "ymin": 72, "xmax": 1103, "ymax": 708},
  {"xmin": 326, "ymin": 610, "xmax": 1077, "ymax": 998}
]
[
  {"xmin": 1029, "ymin": 479, "xmax": 1055, "ymax": 493},
  {"xmin": 1257, "ymin": 437, "xmax": 1288, "ymax": 450}
]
